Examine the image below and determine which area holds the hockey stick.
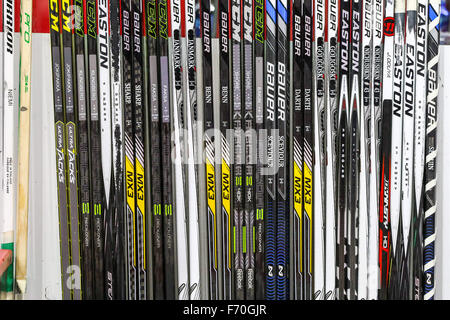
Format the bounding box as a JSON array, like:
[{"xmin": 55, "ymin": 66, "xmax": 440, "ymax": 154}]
[{"xmin": 16, "ymin": 0, "xmax": 33, "ymax": 295}]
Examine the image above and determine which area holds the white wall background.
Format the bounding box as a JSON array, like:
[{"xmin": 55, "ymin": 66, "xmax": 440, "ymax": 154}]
[{"xmin": 15, "ymin": 35, "xmax": 450, "ymax": 299}]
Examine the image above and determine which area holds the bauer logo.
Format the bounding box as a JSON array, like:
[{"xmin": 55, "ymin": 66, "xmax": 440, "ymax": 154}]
[{"xmin": 383, "ymin": 17, "xmax": 395, "ymax": 36}]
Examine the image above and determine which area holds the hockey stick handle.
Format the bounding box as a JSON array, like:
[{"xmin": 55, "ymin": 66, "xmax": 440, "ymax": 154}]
[{"xmin": 16, "ymin": 0, "xmax": 33, "ymax": 295}]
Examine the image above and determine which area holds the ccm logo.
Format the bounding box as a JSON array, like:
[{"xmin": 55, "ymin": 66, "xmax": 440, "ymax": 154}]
[{"xmin": 383, "ymin": 17, "xmax": 395, "ymax": 36}]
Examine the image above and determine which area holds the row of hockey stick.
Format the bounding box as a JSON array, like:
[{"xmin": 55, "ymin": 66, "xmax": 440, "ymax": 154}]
[{"xmin": 47, "ymin": 0, "xmax": 440, "ymax": 300}]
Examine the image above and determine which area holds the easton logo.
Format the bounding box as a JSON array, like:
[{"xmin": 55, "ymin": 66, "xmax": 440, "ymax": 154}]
[
  {"xmin": 98, "ymin": 1, "xmax": 109, "ymax": 69},
  {"xmin": 383, "ymin": 17, "xmax": 395, "ymax": 36}
]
